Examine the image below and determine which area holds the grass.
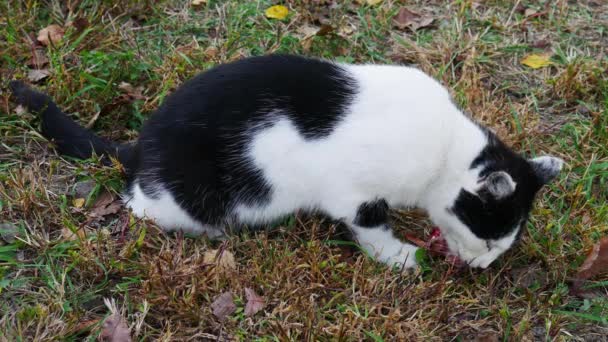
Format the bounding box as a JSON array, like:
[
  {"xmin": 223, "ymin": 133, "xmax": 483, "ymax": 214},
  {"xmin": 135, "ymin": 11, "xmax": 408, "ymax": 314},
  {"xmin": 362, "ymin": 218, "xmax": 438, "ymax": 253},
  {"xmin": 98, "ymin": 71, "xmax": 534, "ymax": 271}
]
[{"xmin": 1, "ymin": 0, "xmax": 607, "ymax": 340}]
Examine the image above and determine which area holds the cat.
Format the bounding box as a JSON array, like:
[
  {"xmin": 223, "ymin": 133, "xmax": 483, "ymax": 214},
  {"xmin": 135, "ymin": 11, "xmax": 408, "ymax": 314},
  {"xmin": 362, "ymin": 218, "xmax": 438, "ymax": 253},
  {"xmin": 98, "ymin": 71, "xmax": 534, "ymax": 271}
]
[{"xmin": 9, "ymin": 54, "xmax": 563, "ymax": 269}]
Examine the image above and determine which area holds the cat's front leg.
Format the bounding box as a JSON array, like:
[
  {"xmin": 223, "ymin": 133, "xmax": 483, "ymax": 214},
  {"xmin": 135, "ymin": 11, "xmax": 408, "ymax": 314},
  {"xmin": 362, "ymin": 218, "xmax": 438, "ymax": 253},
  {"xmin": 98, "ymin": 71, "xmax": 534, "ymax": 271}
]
[
  {"xmin": 336, "ymin": 198, "xmax": 419, "ymax": 268},
  {"xmin": 350, "ymin": 224, "xmax": 418, "ymax": 268}
]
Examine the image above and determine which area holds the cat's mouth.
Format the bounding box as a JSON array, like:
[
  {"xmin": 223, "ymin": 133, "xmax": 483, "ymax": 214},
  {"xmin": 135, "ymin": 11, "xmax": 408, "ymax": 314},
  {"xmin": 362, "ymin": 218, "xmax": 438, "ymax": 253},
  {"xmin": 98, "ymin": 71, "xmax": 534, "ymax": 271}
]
[
  {"xmin": 427, "ymin": 227, "xmax": 465, "ymax": 267},
  {"xmin": 406, "ymin": 228, "xmax": 465, "ymax": 267}
]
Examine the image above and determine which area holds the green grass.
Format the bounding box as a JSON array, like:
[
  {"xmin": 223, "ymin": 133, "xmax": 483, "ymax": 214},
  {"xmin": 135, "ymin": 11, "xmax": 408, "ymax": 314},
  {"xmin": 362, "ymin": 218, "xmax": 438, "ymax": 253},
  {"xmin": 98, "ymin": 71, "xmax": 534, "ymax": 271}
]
[{"xmin": 1, "ymin": 0, "xmax": 608, "ymax": 340}]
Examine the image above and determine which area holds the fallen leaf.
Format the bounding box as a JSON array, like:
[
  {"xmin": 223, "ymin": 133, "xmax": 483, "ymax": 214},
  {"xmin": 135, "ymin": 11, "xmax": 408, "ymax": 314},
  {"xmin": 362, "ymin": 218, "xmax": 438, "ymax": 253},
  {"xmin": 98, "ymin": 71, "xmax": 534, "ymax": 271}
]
[
  {"xmin": 356, "ymin": 0, "xmax": 383, "ymax": 5},
  {"xmin": 521, "ymin": 54, "xmax": 553, "ymax": 69},
  {"xmin": 510, "ymin": 263, "xmax": 547, "ymax": 289},
  {"xmin": 211, "ymin": 292, "xmax": 236, "ymax": 321},
  {"xmin": 27, "ymin": 69, "xmax": 50, "ymax": 83},
  {"xmin": 73, "ymin": 197, "xmax": 85, "ymax": 208},
  {"xmin": 73, "ymin": 180, "xmax": 96, "ymax": 199},
  {"xmin": 524, "ymin": 8, "xmax": 537, "ymax": 17},
  {"xmin": 61, "ymin": 227, "xmax": 86, "ymax": 241},
  {"xmin": 37, "ymin": 24, "xmax": 65, "ymax": 46},
  {"xmin": 576, "ymin": 237, "xmax": 608, "ymax": 280},
  {"xmin": 393, "ymin": 7, "xmax": 434, "ymax": 31},
  {"xmin": 100, "ymin": 298, "xmax": 131, "ymax": 342},
  {"xmin": 531, "ymin": 39, "xmax": 551, "ymax": 49},
  {"xmin": 191, "ymin": 0, "xmax": 206, "ymax": 6},
  {"xmin": 68, "ymin": 17, "xmax": 90, "ymax": 33},
  {"xmin": 0, "ymin": 222, "xmax": 19, "ymax": 244},
  {"xmin": 27, "ymin": 48, "xmax": 49, "ymax": 68},
  {"xmin": 118, "ymin": 82, "xmax": 146, "ymax": 100},
  {"xmin": 474, "ymin": 331, "xmax": 499, "ymax": 342},
  {"xmin": 265, "ymin": 5, "xmax": 289, "ymax": 20},
  {"xmin": 244, "ymin": 288, "xmax": 265, "ymax": 316},
  {"xmin": 203, "ymin": 249, "xmax": 236, "ymax": 272},
  {"xmin": 89, "ymin": 191, "xmax": 121, "ymax": 219}
]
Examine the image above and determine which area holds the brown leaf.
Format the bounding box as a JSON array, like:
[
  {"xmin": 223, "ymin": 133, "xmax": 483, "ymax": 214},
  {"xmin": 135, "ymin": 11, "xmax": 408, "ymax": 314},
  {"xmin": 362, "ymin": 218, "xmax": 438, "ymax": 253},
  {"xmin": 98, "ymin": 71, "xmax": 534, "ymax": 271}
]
[
  {"xmin": 118, "ymin": 82, "xmax": 146, "ymax": 100},
  {"xmin": 61, "ymin": 226, "xmax": 86, "ymax": 241},
  {"xmin": 576, "ymin": 237, "xmax": 608, "ymax": 280},
  {"xmin": 524, "ymin": 8, "xmax": 537, "ymax": 17},
  {"xmin": 244, "ymin": 288, "xmax": 265, "ymax": 317},
  {"xmin": 474, "ymin": 331, "xmax": 499, "ymax": 342},
  {"xmin": 393, "ymin": 7, "xmax": 434, "ymax": 31},
  {"xmin": 100, "ymin": 298, "xmax": 131, "ymax": 342},
  {"xmin": 27, "ymin": 69, "xmax": 50, "ymax": 82},
  {"xmin": 27, "ymin": 48, "xmax": 49, "ymax": 68},
  {"xmin": 37, "ymin": 24, "xmax": 65, "ymax": 46},
  {"xmin": 211, "ymin": 292, "xmax": 236, "ymax": 321},
  {"xmin": 89, "ymin": 191, "xmax": 122, "ymax": 219},
  {"xmin": 100, "ymin": 313, "xmax": 131, "ymax": 342},
  {"xmin": 531, "ymin": 39, "xmax": 551, "ymax": 49},
  {"xmin": 69, "ymin": 17, "xmax": 90, "ymax": 33},
  {"xmin": 203, "ymin": 249, "xmax": 236, "ymax": 272}
]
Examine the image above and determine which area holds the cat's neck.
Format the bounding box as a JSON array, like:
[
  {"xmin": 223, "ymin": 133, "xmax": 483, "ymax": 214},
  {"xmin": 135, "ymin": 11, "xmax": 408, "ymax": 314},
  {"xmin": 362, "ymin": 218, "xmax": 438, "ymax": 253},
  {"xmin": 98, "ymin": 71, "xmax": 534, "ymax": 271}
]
[{"xmin": 421, "ymin": 114, "xmax": 488, "ymax": 210}]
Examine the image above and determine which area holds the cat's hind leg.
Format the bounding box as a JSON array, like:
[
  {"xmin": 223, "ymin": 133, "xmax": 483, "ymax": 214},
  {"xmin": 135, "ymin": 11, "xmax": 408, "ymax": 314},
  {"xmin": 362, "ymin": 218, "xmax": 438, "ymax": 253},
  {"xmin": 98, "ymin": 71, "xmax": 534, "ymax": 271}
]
[{"xmin": 125, "ymin": 181, "xmax": 226, "ymax": 238}]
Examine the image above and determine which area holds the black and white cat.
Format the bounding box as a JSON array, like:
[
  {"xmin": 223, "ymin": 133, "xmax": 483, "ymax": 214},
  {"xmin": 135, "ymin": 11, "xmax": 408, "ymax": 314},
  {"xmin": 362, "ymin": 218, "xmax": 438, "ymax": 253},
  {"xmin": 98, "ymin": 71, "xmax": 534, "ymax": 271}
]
[{"xmin": 9, "ymin": 54, "xmax": 563, "ymax": 269}]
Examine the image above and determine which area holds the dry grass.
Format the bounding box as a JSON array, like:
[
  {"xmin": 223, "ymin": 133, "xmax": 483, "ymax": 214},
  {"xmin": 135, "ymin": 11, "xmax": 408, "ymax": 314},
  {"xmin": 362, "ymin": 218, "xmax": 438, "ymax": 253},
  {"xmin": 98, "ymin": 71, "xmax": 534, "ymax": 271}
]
[{"xmin": 1, "ymin": 0, "xmax": 608, "ymax": 340}]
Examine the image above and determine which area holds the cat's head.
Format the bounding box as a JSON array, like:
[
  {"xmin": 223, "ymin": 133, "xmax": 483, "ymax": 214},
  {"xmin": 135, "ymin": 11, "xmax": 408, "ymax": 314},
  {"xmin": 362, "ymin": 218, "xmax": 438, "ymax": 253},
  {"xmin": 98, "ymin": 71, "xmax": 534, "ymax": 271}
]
[{"xmin": 428, "ymin": 132, "xmax": 563, "ymax": 268}]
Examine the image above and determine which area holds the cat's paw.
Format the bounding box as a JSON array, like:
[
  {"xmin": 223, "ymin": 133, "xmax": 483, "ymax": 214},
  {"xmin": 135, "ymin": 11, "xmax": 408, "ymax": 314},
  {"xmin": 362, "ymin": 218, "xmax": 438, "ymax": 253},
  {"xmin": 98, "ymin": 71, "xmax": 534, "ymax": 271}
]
[{"xmin": 384, "ymin": 244, "xmax": 418, "ymax": 269}]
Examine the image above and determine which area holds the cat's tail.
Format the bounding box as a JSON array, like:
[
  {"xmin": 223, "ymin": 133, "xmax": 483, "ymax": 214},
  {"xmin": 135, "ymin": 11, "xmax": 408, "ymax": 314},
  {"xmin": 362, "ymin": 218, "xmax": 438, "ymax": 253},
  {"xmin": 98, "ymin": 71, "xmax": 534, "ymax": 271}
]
[{"xmin": 9, "ymin": 80, "xmax": 135, "ymax": 172}]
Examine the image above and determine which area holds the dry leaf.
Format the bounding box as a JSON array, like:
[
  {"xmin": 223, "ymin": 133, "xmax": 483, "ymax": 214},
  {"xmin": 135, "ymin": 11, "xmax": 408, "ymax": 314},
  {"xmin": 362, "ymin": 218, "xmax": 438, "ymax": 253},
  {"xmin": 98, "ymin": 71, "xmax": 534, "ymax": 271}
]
[
  {"xmin": 73, "ymin": 197, "xmax": 85, "ymax": 208},
  {"xmin": 27, "ymin": 69, "xmax": 50, "ymax": 83},
  {"xmin": 118, "ymin": 82, "xmax": 146, "ymax": 100},
  {"xmin": 69, "ymin": 17, "xmax": 90, "ymax": 32},
  {"xmin": 61, "ymin": 227, "xmax": 85, "ymax": 241},
  {"xmin": 521, "ymin": 54, "xmax": 553, "ymax": 69},
  {"xmin": 192, "ymin": 0, "xmax": 206, "ymax": 6},
  {"xmin": 524, "ymin": 8, "xmax": 537, "ymax": 17},
  {"xmin": 244, "ymin": 288, "xmax": 265, "ymax": 317},
  {"xmin": 356, "ymin": 0, "xmax": 383, "ymax": 5},
  {"xmin": 100, "ymin": 298, "xmax": 131, "ymax": 342},
  {"xmin": 27, "ymin": 48, "xmax": 49, "ymax": 68},
  {"xmin": 265, "ymin": 5, "xmax": 289, "ymax": 20},
  {"xmin": 0, "ymin": 222, "xmax": 18, "ymax": 244},
  {"xmin": 393, "ymin": 7, "xmax": 434, "ymax": 31},
  {"xmin": 37, "ymin": 24, "xmax": 65, "ymax": 46},
  {"xmin": 73, "ymin": 180, "xmax": 96, "ymax": 199},
  {"xmin": 474, "ymin": 331, "xmax": 499, "ymax": 342},
  {"xmin": 576, "ymin": 237, "xmax": 608, "ymax": 280},
  {"xmin": 89, "ymin": 191, "xmax": 121, "ymax": 219},
  {"xmin": 203, "ymin": 249, "xmax": 236, "ymax": 271},
  {"xmin": 211, "ymin": 292, "xmax": 236, "ymax": 321},
  {"xmin": 531, "ymin": 39, "xmax": 551, "ymax": 49}
]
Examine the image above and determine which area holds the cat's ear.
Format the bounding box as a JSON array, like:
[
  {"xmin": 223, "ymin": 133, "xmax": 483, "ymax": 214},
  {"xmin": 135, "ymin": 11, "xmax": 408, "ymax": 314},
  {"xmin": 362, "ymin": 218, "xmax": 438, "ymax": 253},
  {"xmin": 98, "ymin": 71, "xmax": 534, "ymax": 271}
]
[
  {"xmin": 480, "ymin": 171, "xmax": 516, "ymax": 200},
  {"xmin": 529, "ymin": 156, "xmax": 564, "ymax": 184}
]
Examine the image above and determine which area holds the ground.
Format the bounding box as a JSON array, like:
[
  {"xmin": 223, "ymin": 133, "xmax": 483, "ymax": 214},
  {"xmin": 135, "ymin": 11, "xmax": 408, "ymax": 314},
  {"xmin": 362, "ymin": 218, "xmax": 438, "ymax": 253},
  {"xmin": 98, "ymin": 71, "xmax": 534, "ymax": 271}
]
[{"xmin": 1, "ymin": 0, "xmax": 607, "ymax": 340}]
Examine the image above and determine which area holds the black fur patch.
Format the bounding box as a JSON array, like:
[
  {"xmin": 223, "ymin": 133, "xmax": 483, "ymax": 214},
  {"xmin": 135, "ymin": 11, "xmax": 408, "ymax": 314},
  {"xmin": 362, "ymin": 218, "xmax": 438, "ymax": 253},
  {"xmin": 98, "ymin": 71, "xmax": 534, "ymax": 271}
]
[
  {"xmin": 135, "ymin": 54, "xmax": 358, "ymax": 225},
  {"xmin": 354, "ymin": 199, "xmax": 389, "ymax": 227},
  {"xmin": 451, "ymin": 130, "xmax": 543, "ymax": 240}
]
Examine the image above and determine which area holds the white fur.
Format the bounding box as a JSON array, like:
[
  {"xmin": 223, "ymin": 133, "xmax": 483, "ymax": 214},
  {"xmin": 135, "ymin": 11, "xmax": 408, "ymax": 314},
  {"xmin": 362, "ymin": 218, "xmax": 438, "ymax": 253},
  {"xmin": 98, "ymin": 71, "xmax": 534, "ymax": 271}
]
[
  {"xmin": 125, "ymin": 183, "xmax": 225, "ymax": 238},
  {"xmin": 125, "ymin": 63, "xmax": 540, "ymax": 269}
]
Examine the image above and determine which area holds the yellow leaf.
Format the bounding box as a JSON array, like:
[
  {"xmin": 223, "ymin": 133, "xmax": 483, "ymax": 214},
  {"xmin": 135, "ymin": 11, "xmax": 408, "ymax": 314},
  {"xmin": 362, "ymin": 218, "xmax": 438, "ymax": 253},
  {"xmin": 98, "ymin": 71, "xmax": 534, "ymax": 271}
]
[
  {"xmin": 521, "ymin": 54, "xmax": 553, "ymax": 69},
  {"xmin": 73, "ymin": 198, "xmax": 85, "ymax": 208},
  {"xmin": 192, "ymin": 0, "xmax": 206, "ymax": 6},
  {"xmin": 356, "ymin": 0, "xmax": 383, "ymax": 5},
  {"xmin": 265, "ymin": 5, "xmax": 289, "ymax": 20},
  {"xmin": 203, "ymin": 249, "xmax": 236, "ymax": 272}
]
